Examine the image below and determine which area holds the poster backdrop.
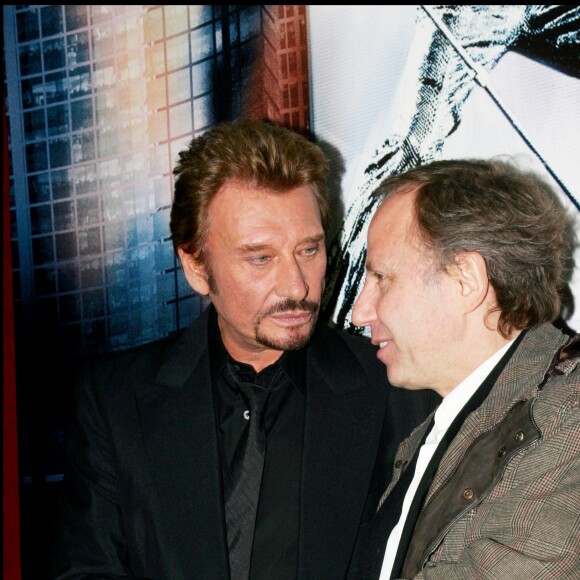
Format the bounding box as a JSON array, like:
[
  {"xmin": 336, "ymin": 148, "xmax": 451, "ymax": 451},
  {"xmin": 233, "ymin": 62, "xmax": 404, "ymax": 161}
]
[
  {"xmin": 309, "ymin": 5, "xmax": 580, "ymax": 333},
  {"xmin": 3, "ymin": 5, "xmax": 580, "ymax": 578}
]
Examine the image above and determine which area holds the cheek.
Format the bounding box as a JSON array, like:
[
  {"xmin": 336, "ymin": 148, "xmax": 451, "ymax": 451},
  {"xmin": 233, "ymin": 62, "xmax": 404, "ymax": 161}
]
[
  {"xmin": 375, "ymin": 289, "xmax": 417, "ymax": 328},
  {"xmin": 360, "ymin": 285, "xmax": 379, "ymax": 313},
  {"xmin": 225, "ymin": 263, "xmax": 268, "ymax": 288},
  {"xmin": 302, "ymin": 260, "xmax": 326, "ymax": 289},
  {"xmin": 315, "ymin": 262, "xmax": 327, "ymax": 284},
  {"xmin": 375, "ymin": 299, "xmax": 391, "ymax": 325}
]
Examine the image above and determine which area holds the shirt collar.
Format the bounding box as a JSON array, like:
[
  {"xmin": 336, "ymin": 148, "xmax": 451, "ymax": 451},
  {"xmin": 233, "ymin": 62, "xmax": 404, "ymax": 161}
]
[{"xmin": 432, "ymin": 337, "xmax": 518, "ymax": 437}]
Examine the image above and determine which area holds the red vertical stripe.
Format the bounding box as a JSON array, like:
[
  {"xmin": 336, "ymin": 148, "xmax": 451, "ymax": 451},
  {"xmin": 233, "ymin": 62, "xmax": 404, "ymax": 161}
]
[{"xmin": 3, "ymin": 96, "xmax": 22, "ymax": 579}]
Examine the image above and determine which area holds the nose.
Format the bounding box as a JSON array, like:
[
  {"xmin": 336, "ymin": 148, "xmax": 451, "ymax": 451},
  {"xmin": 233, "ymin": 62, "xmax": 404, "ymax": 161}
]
[
  {"xmin": 351, "ymin": 281, "xmax": 376, "ymax": 328},
  {"xmin": 277, "ymin": 257, "xmax": 309, "ymax": 301}
]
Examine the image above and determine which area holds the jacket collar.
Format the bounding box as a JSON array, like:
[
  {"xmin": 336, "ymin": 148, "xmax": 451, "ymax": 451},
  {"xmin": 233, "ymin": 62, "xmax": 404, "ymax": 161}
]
[
  {"xmin": 427, "ymin": 323, "xmax": 569, "ymax": 496},
  {"xmin": 156, "ymin": 303, "xmax": 371, "ymax": 397},
  {"xmin": 155, "ymin": 305, "xmax": 212, "ymax": 389},
  {"xmin": 307, "ymin": 323, "xmax": 376, "ymax": 396},
  {"xmin": 393, "ymin": 323, "xmax": 571, "ymax": 486}
]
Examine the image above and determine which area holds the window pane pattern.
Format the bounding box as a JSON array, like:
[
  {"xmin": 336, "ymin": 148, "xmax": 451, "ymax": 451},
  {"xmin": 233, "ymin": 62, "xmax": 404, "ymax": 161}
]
[{"xmin": 7, "ymin": 5, "xmax": 307, "ymax": 357}]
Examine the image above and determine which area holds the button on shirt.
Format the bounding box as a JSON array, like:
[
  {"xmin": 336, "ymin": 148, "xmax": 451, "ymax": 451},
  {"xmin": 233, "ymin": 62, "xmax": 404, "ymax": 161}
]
[
  {"xmin": 379, "ymin": 338, "xmax": 517, "ymax": 580},
  {"xmin": 208, "ymin": 310, "xmax": 306, "ymax": 579}
]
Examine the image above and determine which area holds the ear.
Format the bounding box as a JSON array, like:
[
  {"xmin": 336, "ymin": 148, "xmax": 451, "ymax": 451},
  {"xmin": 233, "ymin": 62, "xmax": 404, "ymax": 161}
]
[
  {"xmin": 450, "ymin": 251, "xmax": 489, "ymax": 311},
  {"xmin": 178, "ymin": 248, "xmax": 211, "ymax": 296}
]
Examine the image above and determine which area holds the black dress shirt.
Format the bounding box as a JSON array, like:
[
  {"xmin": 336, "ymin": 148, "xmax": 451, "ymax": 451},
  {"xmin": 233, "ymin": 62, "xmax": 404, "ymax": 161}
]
[{"xmin": 208, "ymin": 310, "xmax": 305, "ymax": 579}]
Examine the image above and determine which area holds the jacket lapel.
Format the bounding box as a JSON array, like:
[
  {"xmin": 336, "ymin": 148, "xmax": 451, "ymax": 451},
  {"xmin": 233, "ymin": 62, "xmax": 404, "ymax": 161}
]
[
  {"xmin": 136, "ymin": 307, "xmax": 229, "ymax": 577},
  {"xmin": 378, "ymin": 417, "xmax": 434, "ymax": 509},
  {"xmin": 299, "ymin": 327, "xmax": 388, "ymax": 577}
]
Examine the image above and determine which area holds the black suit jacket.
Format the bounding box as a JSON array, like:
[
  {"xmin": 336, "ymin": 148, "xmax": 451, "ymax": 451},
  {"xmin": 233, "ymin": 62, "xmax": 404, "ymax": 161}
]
[{"xmin": 51, "ymin": 306, "xmax": 437, "ymax": 579}]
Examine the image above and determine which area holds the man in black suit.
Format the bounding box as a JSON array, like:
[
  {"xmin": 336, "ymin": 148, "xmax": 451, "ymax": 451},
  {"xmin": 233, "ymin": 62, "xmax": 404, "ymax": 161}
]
[{"xmin": 51, "ymin": 119, "xmax": 436, "ymax": 580}]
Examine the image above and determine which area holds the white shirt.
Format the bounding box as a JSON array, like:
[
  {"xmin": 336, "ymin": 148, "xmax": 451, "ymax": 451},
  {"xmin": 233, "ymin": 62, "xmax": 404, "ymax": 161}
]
[{"xmin": 379, "ymin": 338, "xmax": 516, "ymax": 580}]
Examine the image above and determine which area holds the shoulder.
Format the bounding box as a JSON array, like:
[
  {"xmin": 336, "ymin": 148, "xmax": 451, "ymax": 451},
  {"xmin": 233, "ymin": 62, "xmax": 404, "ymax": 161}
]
[
  {"xmin": 74, "ymin": 332, "xmax": 182, "ymax": 406},
  {"xmin": 78, "ymin": 310, "xmax": 210, "ymax": 399},
  {"xmin": 534, "ymin": 327, "xmax": 580, "ymax": 426},
  {"xmin": 516, "ymin": 324, "xmax": 579, "ymax": 390},
  {"xmin": 317, "ymin": 323, "xmax": 377, "ymax": 353},
  {"xmin": 322, "ymin": 328, "xmax": 441, "ymax": 417},
  {"xmin": 304, "ymin": 323, "xmax": 385, "ymax": 391},
  {"xmin": 312, "ymin": 323, "xmax": 381, "ymax": 367},
  {"xmin": 85, "ymin": 331, "xmax": 180, "ymax": 377}
]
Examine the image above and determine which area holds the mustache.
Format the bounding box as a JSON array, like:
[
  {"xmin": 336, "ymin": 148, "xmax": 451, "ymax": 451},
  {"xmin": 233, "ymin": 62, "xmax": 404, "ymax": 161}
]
[{"xmin": 262, "ymin": 299, "xmax": 319, "ymax": 317}]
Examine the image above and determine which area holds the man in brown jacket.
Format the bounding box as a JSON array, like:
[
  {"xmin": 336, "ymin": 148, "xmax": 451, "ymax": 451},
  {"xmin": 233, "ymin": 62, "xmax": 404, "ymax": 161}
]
[{"xmin": 349, "ymin": 157, "xmax": 579, "ymax": 579}]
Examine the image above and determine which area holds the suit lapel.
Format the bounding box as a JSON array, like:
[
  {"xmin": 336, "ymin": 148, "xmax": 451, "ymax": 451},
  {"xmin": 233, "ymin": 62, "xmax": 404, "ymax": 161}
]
[
  {"xmin": 136, "ymin": 308, "xmax": 229, "ymax": 577},
  {"xmin": 299, "ymin": 327, "xmax": 388, "ymax": 577}
]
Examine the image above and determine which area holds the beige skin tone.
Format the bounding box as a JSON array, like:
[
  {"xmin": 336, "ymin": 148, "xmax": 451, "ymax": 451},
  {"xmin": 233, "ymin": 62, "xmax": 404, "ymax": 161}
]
[
  {"xmin": 351, "ymin": 187, "xmax": 518, "ymax": 398},
  {"xmin": 179, "ymin": 181, "xmax": 327, "ymax": 373}
]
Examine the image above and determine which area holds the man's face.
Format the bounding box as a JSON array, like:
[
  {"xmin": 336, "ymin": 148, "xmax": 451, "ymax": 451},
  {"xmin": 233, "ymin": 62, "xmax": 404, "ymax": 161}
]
[
  {"xmin": 194, "ymin": 181, "xmax": 327, "ymax": 369},
  {"xmin": 351, "ymin": 189, "xmax": 463, "ymax": 396}
]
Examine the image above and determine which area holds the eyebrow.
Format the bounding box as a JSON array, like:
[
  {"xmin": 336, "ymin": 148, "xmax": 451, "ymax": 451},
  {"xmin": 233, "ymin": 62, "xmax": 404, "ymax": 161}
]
[
  {"xmin": 366, "ymin": 260, "xmax": 395, "ymax": 279},
  {"xmin": 301, "ymin": 233, "xmax": 325, "ymax": 245},
  {"xmin": 239, "ymin": 233, "xmax": 325, "ymax": 253},
  {"xmin": 239, "ymin": 243, "xmax": 271, "ymax": 253}
]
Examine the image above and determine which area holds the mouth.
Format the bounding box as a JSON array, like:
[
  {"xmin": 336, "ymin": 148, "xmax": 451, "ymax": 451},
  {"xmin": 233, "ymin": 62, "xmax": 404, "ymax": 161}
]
[
  {"xmin": 262, "ymin": 299, "xmax": 319, "ymax": 328},
  {"xmin": 270, "ymin": 310, "xmax": 313, "ymax": 326},
  {"xmin": 372, "ymin": 339, "xmax": 392, "ymax": 350}
]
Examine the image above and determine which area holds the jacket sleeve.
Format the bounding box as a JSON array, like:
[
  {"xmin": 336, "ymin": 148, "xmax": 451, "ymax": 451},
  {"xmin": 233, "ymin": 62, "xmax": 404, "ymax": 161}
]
[{"xmin": 50, "ymin": 362, "xmax": 141, "ymax": 579}]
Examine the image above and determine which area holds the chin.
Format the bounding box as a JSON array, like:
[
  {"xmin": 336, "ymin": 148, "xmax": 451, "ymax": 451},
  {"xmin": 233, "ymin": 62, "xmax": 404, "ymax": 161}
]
[
  {"xmin": 257, "ymin": 327, "xmax": 313, "ymax": 351},
  {"xmin": 386, "ymin": 369, "xmax": 407, "ymax": 390}
]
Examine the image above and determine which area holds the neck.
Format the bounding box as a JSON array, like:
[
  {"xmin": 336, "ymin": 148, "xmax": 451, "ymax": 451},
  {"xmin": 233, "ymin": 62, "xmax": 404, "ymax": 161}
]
[
  {"xmin": 438, "ymin": 326, "xmax": 520, "ymax": 398},
  {"xmin": 223, "ymin": 343, "xmax": 284, "ymax": 374}
]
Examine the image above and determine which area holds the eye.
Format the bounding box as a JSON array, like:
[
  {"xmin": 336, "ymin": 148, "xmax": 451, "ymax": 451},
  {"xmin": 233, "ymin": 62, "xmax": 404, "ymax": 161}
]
[
  {"xmin": 302, "ymin": 245, "xmax": 319, "ymax": 256},
  {"xmin": 372, "ymin": 271, "xmax": 394, "ymax": 286},
  {"xmin": 249, "ymin": 255, "xmax": 269, "ymax": 265}
]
